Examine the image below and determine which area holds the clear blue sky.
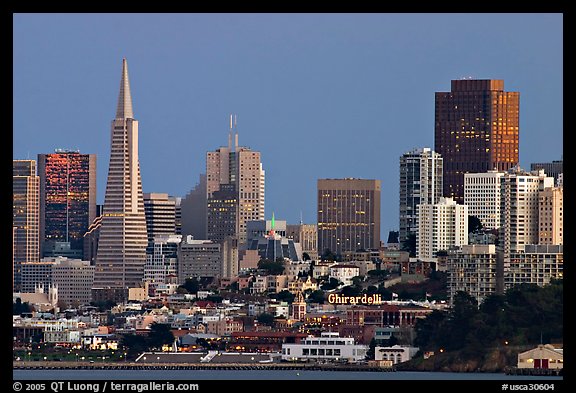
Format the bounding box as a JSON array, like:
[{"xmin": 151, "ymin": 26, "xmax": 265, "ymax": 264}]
[{"xmin": 13, "ymin": 13, "xmax": 563, "ymax": 237}]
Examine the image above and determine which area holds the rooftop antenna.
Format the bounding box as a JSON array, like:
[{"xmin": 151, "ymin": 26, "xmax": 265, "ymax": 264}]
[
  {"xmin": 228, "ymin": 114, "xmax": 233, "ymax": 150},
  {"xmin": 300, "ymin": 211, "xmax": 303, "ymax": 225},
  {"xmin": 234, "ymin": 114, "xmax": 239, "ymax": 151}
]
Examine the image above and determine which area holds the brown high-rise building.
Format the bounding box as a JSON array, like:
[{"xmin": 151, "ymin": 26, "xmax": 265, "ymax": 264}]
[
  {"xmin": 317, "ymin": 178, "xmax": 381, "ymax": 256},
  {"xmin": 435, "ymin": 79, "xmax": 519, "ymax": 204},
  {"xmin": 38, "ymin": 150, "xmax": 96, "ymax": 258}
]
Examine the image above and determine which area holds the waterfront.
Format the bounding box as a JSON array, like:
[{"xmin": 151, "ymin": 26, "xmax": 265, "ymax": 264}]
[{"xmin": 13, "ymin": 369, "xmax": 563, "ymax": 380}]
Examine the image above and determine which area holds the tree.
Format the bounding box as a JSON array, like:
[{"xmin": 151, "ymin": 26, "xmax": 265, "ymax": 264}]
[
  {"xmin": 468, "ymin": 215, "xmax": 483, "ymax": 233},
  {"xmin": 121, "ymin": 334, "xmax": 149, "ymax": 359},
  {"xmin": 302, "ymin": 252, "xmax": 311, "ymax": 261},
  {"xmin": 13, "ymin": 298, "xmax": 31, "ymax": 315},
  {"xmin": 308, "ymin": 290, "xmax": 325, "ymax": 304},
  {"xmin": 320, "ymin": 277, "xmax": 340, "ymax": 291},
  {"xmin": 271, "ymin": 290, "xmax": 295, "ymax": 304},
  {"xmin": 147, "ymin": 323, "xmax": 175, "ymax": 350},
  {"xmin": 401, "ymin": 232, "xmax": 416, "ymax": 257},
  {"xmin": 205, "ymin": 295, "xmax": 223, "ymax": 303},
  {"xmin": 257, "ymin": 259, "xmax": 285, "ymax": 275},
  {"xmin": 178, "ymin": 277, "xmax": 200, "ymax": 294},
  {"xmin": 366, "ymin": 338, "xmax": 377, "ymax": 360},
  {"xmin": 257, "ymin": 313, "xmax": 275, "ymax": 326}
]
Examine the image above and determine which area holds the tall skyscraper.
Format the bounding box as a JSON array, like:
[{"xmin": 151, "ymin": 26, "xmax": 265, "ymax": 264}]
[
  {"xmin": 399, "ymin": 147, "xmax": 443, "ymax": 244},
  {"xmin": 13, "ymin": 160, "xmax": 40, "ymax": 291},
  {"xmin": 435, "ymin": 79, "xmax": 519, "ymax": 204},
  {"xmin": 317, "ymin": 178, "xmax": 381, "ymax": 256},
  {"xmin": 38, "ymin": 150, "xmax": 96, "ymax": 258},
  {"xmin": 93, "ymin": 58, "xmax": 148, "ymax": 295},
  {"xmin": 206, "ymin": 116, "xmax": 265, "ymax": 245},
  {"xmin": 416, "ymin": 197, "xmax": 468, "ymax": 259}
]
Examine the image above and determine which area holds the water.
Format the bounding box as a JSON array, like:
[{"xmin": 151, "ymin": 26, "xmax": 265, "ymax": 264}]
[{"xmin": 13, "ymin": 369, "xmax": 563, "ymax": 380}]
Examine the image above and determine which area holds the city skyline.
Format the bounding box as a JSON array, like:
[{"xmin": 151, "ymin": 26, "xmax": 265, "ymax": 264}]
[{"xmin": 13, "ymin": 13, "xmax": 563, "ymax": 236}]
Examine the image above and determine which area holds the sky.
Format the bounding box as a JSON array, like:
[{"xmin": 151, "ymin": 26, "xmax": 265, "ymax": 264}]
[{"xmin": 13, "ymin": 13, "xmax": 563, "ymax": 238}]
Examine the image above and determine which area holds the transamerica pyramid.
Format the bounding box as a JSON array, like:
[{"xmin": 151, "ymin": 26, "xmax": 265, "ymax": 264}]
[{"xmin": 93, "ymin": 58, "xmax": 148, "ymax": 299}]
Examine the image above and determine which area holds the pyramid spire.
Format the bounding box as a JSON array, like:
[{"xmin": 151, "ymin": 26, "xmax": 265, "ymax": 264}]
[{"xmin": 116, "ymin": 58, "xmax": 134, "ymax": 119}]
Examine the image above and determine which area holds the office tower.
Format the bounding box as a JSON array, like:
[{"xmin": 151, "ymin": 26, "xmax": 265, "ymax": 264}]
[
  {"xmin": 317, "ymin": 178, "xmax": 381, "ymax": 256},
  {"xmin": 464, "ymin": 170, "xmax": 505, "ymax": 230},
  {"xmin": 206, "ymin": 115, "xmax": 265, "ymax": 245},
  {"xmin": 206, "ymin": 184, "xmax": 238, "ymax": 244},
  {"xmin": 144, "ymin": 234, "xmax": 180, "ymax": 288},
  {"xmin": 248, "ymin": 218, "xmax": 287, "ymax": 242},
  {"xmin": 246, "ymin": 218, "xmax": 303, "ymax": 262},
  {"xmin": 447, "ymin": 244, "xmax": 497, "ymax": 304},
  {"xmin": 20, "ymin": 260, "xmax": 56, "ymax": 293},
  {"xmin": 286, "ymin": 223, "xmax": 318, "ymax": 260},
  {"xmin": 399, "ymin": 147, "xmax": 443, "ymax": 244},
  {"xmin": 435, "ymin": 79, "xmax": 519, "ymax": 204},
  {"xmin": 505, "ymin": 245, "xmax": 563, "ymax": 289},
  {"xmin": 416, "ymin": 197, "xmax": 468, "ymax": 259},
  {"xmin": 93, "ymin": 58, "xmax": 148, "ymax": 296},
  {"xmin": 538, "ymin": 186, "xmax": 563, "ymax": 245},
  {"xmin": 181, "ymin": 174, "xmax": 207, "ymax": 239},
  {"xmin": 177, "ymin": 236, "xmax": 221, "ymax": 282},
  {"xmin": 530, "ymin": 159, "xmax": 563, "ymax": 184},
  {"xmin": 38, "ymin": 150, "xmax": 96, "ymax": 258},
  {"xmin": 499, "ymin": 168, "xmax": 554, "ymax": 255},
  {"xmin": 221, "ymin": 237, "xmax": 239, "ymax": 279},
  {"xmin": 143, "ymin": 193, "xmax": 176, "ymax": 247},
  {"xmin": 83, "ymin": 214, "xmax": 102, "ymax": 266},
  {"xmin": 52, "ymin": 259, "xmax": 95, "ymax": 307},
  {"xmin": 13, "ymin": 160, "xmax": 40, "ymax": 291}
]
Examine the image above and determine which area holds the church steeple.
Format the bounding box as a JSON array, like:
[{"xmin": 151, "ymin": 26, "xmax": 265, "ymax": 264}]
[{"xmin": 116, "ymin": 58, "xmax": 134, "ymax": 119}]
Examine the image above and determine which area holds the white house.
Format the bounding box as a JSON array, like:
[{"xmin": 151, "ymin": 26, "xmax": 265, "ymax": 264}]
[
  {"xmin": 329, "ymin": 264, "xmax": 360, "ymax": 286},
  {"xmin": 281, "ymin": 332, "xmax": 367, "ymax": 363},
  {"xmin": 375, "ymin": 345, "xmax": 419, "ymax": 364}
]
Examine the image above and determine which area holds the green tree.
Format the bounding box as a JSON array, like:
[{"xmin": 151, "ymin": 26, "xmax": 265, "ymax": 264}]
[
  {"xmin": 257, "ymin": 259, "xmax": 285, "ymax": 275},
  {"xmin": 401, "ymin": 232, "xmax": 416, "ymax": 257},
  {"xmin": 13, "ymin": 298, "xmax": 31, "ymax": 315},
  {"xmin": 308, "ymin": 290, "xmax": 325, "ymax": 304},
  {"xmin": 302, "ymin": 252, "xmax": 311, "ymax": 261},
  {"xmin": 121, "ymin": 334, "xmax": 149, "ymax": 359},
  {"xmin": 468, "ymin": 215, "xmax": 483, "ymax": 233},
  {"xmin": 147, "ymin": 323, "xmax": 175, "ymax": 350},
  {"xmin": 366, "ymin": 338, "xmax": 377, "ymax": 360},
  {"xmin": 257, "ymin": 313, "xmax": 275, "ymax": 326},
  {"xmin": 271, "ymin": 290, "xmax": 295, "ymax": 303},
  {"xmin": 178, "ymin": 277, "xmax": 200, "ymax": 294},
  {"xmin": 320, "ymin": 277, "xmax": 340, "ymax": 291},
  {"xmin": 321, "ymin": 248, "xmax": 336, "ymax": 261}
]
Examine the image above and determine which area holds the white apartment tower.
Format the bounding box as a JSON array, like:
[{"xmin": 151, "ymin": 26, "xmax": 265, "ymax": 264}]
[
  {"xmin": 93, "ymin": 59, "xmax": 148, "ymax": 293},
  {"xmin": 399, "ymin": 148, "xmax": 443, "ymax": 243},
  {"xmin": 464, "ymin": 171, "xmax": 505, "ymax": 230},
  {"xmin": 417, "ymin": 197, "xmax": 468, "ymax": 259},
  {"xmin": 499, "ymin": 168, "xmax": 554, "ymax": 255},
  {"xmin": 206, "ymin": 115, "xmax": 265, "ymax": 245}
]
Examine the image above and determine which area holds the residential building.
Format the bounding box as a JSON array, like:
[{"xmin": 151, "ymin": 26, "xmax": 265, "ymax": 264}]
[
  {"xmin": 93, "ymin": 58, "xmax": 148, "ymax": 297},
  {"xmin": 505, "ymin": 245, "xmax": 563, "ymax": 289},
  {"xmin": 435, "ymin": 79, "xmax": 519, "ymax": 203},
  {"xmin": 13, "ymin": 159, "xmax": 40, "ymax": 291},
  {"xmin": 500, "ymin": 167, "xmax": 554, "ymax": 255},
  {"xmin": 317, "ymin": 178, "xmax": 381, "ymax": 255},
  {"xmin": 329, "ymin": 264, "xmax": 360, "ymax": 286},
  {"xmin": 464, "ymin": 170, "xmax": 505, "ymax": 230},
  {"xmin": 447, "ymin": 244, "xmax": 497, "ymax": 304},
  {"xmin": 538, "ymin": 186, "xmax": 563, "ymax": 245},
  {"xmin": 399, "ymin": 147, "xmax": 443, "ymax": 244},
  {"xmin": 38, "ymin": 150, "xmax": 96, "ymax": 259},
  {"xmin": 416, "ymin": 197, "xmax": 468, "ymax": 259}
]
